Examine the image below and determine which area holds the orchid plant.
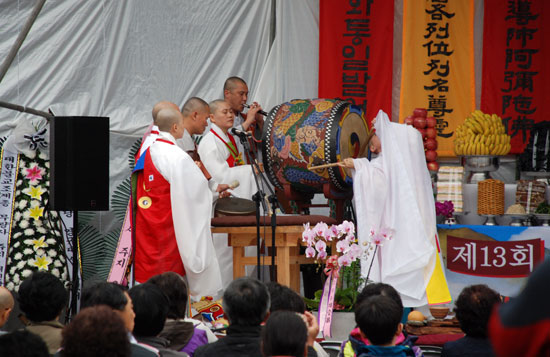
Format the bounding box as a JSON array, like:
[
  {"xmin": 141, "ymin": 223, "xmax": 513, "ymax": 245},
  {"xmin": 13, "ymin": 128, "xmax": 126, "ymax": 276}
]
[
  {"xmin": 436, "ymin": 200, "xmax": 455, "ymax": 219},
  {"xmin": 302, "ymin": 221, "xmax": 393, "ymax": 311}
]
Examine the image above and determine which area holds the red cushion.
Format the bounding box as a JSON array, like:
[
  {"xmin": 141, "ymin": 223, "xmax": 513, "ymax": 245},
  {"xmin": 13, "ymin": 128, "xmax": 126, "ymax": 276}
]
[{"xmin": 211, "ymin": 215, "xmax": 339, "ymax": 227}]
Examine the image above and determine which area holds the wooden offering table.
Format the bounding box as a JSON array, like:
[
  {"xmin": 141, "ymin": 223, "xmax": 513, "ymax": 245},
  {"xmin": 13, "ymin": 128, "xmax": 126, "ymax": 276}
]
[{"xmin": 211, "ymin": 215, "xmax": 338, "ymax": 293}]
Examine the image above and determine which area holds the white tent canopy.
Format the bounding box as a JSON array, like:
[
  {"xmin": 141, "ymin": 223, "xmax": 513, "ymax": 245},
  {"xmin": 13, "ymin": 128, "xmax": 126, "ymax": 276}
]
[{"xmin": 0, "ymin": 0, "xmax": 319, "ymax": 234}]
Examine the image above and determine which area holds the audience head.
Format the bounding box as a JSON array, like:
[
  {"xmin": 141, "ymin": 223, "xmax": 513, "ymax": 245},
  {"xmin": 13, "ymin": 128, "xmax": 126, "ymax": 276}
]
[
  {"xmin": 18, "ymin": 271, "xmax": 68, "ymax": 323},
  {"xmin": 152, "ymin": 101, "xmax": 179, "ymax": 123},
  {"xmin": 262, "ymin": 311, "xmax": 307, "ymax": 357},
  {"xmin": 156, "ymin": 108, "xmax": 184, "ymax": 138},
  {"xmin": 181, "ymin": 97, "xmax": 210, "ymax": 135},
  {"xmin": 355, "ymin": 295, "xmax": 403, "ymax": 346},
  {"xmin": 0, "ymin": 330, "xmax": 49, "ymax": 357},
  {"xmin": 128, "ymin": 283, "xmax": 169, "ymax": 337},
  {"xmin": 455, "ymin": 284, "xmax": 500, "ymax": 338},
  {"xmin": 223, "ymin": 277, "xmax": 270, "ymax": 327},
  {"xmin": 80, "ymin": 282, "xmax": 135, "ymax": 332},
  {"xmin": 356, "ymin": 282, "xmax": 403, "ymax": 312},
  {"xmin": 223, "ymin": 76, "xmax": 248, "ymax": 113},
  {"xmin": 61, "ymin": 305, "xmax": 130, "ymax": 357},
  {"xmin": 0, "ymin": 286, "xmax": 14, "ymax": 328},
  {"xmin": 209, "ymin": 99, "xmax": 235, "ymax": 133},
  {"xmin": 148, "ymin": 271, "xmax": 188, "ymax": 319},
  {"xmin": 266, "ymin": 282, "xmax": 305, "ymax": 313}
]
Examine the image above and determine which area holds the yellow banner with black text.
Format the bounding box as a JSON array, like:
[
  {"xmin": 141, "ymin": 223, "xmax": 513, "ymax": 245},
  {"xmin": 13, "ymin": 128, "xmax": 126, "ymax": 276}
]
[{"xmin": 400, "ymin": 0, "xmax": 475, "ymax": 157}]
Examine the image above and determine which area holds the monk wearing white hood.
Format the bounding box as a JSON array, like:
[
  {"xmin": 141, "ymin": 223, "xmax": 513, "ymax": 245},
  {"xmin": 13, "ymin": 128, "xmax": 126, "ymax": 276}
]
[{"xmin": 340, "ymin": 110, "xmax": 450, "ymax": 307}]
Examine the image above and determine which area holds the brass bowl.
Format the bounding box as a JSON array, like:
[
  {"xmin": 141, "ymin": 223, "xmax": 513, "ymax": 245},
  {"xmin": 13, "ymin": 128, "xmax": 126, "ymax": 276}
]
[{"xmin": 429, "ymin": 306, "xmax": 450, "ymax": 319}]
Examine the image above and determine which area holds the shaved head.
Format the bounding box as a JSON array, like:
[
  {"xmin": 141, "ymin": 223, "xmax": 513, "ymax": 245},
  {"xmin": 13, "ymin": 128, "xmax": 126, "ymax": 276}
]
[
  {"xmin": 181, "ymin": 97, "xmax": 209, "ymax": 118},
  {"xmin": 152, "ymin": 101, "xmax": 179, "ymax": 123},
  {"xmin": 0, "ymin": 286, "xmax": 13, "ymax": 328},
  {"xmin": 209, "ymin": 99, "xmax": 228, "ymax": 115},
  {"xmin": 156, "ymin": 108, "xmax": 183, "ymax": 132},
  {"xmin": 223, "ymin": 76, "xmax": 247, "ymax": 93},
  {"xmin": 0, "ymin": 287, "xmax": 13, "ymax": 310}
]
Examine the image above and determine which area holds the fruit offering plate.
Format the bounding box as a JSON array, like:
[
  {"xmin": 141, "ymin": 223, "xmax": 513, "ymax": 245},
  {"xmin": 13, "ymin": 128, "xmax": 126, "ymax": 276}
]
[{"xmin": 460, "ymin": 155, "xmax": 500, "ymax": 172}]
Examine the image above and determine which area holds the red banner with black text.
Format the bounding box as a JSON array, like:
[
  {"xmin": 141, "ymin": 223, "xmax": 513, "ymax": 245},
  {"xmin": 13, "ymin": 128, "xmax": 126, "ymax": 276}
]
[
  {"xmin": 481, "ymin": 0, "xmax": 550, "ymax": 154},
  {"xmin": 318, "ymin": 0, "xmax": 393, "ymax": 123}
]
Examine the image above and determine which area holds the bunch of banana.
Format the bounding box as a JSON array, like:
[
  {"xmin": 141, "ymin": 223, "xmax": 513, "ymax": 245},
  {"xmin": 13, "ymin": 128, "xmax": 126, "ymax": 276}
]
[{"xmin": 454, "ymin": 110, "xmax": 511, "ymax": 156}]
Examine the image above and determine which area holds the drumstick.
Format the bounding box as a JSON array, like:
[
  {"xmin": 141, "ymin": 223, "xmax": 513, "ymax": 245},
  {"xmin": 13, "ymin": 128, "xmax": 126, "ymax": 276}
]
[
  {"xmin": 229, "ymin": 180, "xmax": 240, "ymax": 189},
  {"xmin": 308, "ymin": 162, "xmax": 342, "ymax": 170}
]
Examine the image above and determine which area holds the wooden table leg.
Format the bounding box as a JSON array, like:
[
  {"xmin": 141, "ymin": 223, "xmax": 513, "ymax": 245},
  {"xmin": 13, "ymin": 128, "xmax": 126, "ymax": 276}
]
[
  {"xmin": 277, "ymin": 246, "xmax": 290, "ymax": 287},
  {"xmin": 233, "ymin": 246, "xmax": 245, "ymax": 279},
  {"xmin": 289, "ymin": 246, "xmax": 300, "ymax": 293}
]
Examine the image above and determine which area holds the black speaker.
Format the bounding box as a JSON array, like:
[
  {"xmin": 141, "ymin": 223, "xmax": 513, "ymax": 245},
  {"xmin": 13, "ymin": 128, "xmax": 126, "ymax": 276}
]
[{"xmin": 50, "ymin": 116, "xmax": 110, "ymax": 211}]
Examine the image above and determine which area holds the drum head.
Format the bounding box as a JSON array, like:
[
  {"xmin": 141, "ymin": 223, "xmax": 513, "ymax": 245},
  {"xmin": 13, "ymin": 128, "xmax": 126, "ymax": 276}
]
[
  {"xmin": 335, "ymin": 108, "xmax": 370, "ymax": 184},
  {"xmin": 215, "ymin": 197, "xmax": 256, "ymax": 216}
]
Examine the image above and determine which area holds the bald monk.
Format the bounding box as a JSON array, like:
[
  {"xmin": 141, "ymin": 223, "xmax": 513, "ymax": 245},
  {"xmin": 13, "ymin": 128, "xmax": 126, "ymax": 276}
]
[
  {"xmin": 138, "ymin": 100, "xmax": 181, "ymax": 157},
  {"xmin": 133, "ymin": 108, "xmax": 222, "ymax": 298},
  {"xmin": 0, "ymin": 287, "xmax": 14, "ymax": 333}
]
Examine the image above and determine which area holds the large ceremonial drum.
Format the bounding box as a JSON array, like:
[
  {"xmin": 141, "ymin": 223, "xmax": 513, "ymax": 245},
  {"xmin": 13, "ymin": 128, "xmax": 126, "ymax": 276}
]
[{"xmin": 262, "ymin": 99, "xmax": 370, "ymax": 194}]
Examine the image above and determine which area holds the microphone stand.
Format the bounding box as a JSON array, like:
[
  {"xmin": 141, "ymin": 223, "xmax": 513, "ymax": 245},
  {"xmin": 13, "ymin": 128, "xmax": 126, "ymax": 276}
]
[{"xmin": 234, "ymin": 132, "xmax": 279, "ymax": 281}]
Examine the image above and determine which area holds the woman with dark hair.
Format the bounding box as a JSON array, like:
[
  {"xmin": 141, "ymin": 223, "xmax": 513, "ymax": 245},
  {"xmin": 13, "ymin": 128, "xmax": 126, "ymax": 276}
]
[
  {"xmin": 148, "ymin": 272, "xmax": 217, "ymax": 355},
  {"xmin": 262, "ymin": 311, "xmax": 308, "ymax": 357},
  {"xmin": 442, "ymin": 284, "xmax": 500, "ymax": 357},
  {"xmin": 61, "ymin": 305, "xmax": 130, "ymax": 357},
  {"xmin": 18, "ymin": 271, "xmax": 68, "ymax": 355}
]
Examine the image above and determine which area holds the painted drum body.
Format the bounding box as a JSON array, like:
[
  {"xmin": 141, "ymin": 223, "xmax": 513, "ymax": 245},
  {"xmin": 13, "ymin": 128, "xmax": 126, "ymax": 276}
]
[{"xmin": 262, "ymin": 99, "xmax": 370, "ymax": 194}]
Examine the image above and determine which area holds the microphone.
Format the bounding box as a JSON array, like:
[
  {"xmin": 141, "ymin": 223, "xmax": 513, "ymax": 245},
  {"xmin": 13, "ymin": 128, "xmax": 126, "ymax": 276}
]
[
  {"xmin": 229, "ymin": 180, "xmax": 240, "ymax": 189},
  {"xmin": 243, "ymin": 103, "xmax": 268, "ymax": 116},
  {"xmin": 230, "ymin": 127, "xmax": 252, "ymax": 137}
]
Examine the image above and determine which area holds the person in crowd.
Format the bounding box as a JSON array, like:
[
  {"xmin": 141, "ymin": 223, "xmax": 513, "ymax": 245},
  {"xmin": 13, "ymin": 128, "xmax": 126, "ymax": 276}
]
[
  {"xmin": 18, "ymin": 272, "xmax": 68, "ymax": 355},
  {"xmin": 195, "ymin": 277, "xmax": 320, "ymax": 357},
  {"xmin": 80, "ymin": 281, "xmax": 159, "ymax": 357},
  {"xmin": 353, "ymin": 295, "xmax": 415, "ymax": 357},
  {"xmin": 340, "ymin": 283, "xmax": 421, "ymax": 357},
  {"xmin": 339, "ymin": 110, "xmax": 450, "ymax": 307},
  {"xmin": 193, "ymin": 277, "xmax": 271, "ymax": 357},
  {"xmin": 0, "ymin": 329, "xmax": 49, "ymax": 357},
  {"xmin": 223, "ymin": 76, "xmax": 264, "ymax": 161},
  {"xmin": 129, "ymin": 283, "xmax": 188, "ymax": 357},
  {"xmin": 266, "ymin": 282, "xmax": 327, "ymax": 357},
  {"xmin": 489, "ymin": 258, "xmax": 550, "ymax": 356},
  {"xmin": 198, "ymin": 99, "xmax": 257, "ymax": 201},
  {"xmin": 60, "ymin": 305, "xmax": 131, "ymax": 357},
  {"xmin": 148, "ymin": 272, "xmax": 217, "ymax": 356},
  {"xmin": 442, "ymin": 284, "xmax": 499, "ymax": 357},
  {"xmin": 0, "ymin": 286, "xmax": 14, "ymax": 333},
  {"xmin": 133, "ymin": 108, "xmax": 222, "ymax": 298},
  {"xmin": 262, "ymin": 311, "xmax": 308, "ymax": 357}
]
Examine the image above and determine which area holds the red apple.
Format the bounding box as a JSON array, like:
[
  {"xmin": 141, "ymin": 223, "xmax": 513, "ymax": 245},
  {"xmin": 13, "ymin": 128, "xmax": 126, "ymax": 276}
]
[
  {"xmin": 426, "ymin": 127, "xmax": 437, "ymax": 139},
  {"xmin": 417, "ymin": 128, "xmax": 427, "ymax": 139},
  {"xmin": 424, "ymin": 138, "xmax": 438, "ymax": 150},
  {"xmin": 413, "ymin": 116, "xmax": 427, "ymax": 129},
  {"xmin": 425, "ymin": 149, "xmax": 438, "ymax": 162},
  {"xmin": 427, "ymin": 161, "xmax": 440, "ymax": 172},
  {"xmin": 413, "ymin": 108, "xmax": 428, "ymax": 118},
  {"xmin": 404, "ymin": 115, "xmax": 414, "ymax": 125},
  {"xmin": 426, "ymin": 117, "xmax": 436, "ymax": 128}
]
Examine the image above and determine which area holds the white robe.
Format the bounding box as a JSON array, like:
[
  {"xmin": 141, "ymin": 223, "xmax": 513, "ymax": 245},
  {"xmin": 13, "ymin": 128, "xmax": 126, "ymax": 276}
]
[
  {"xmin": 177, "ymin": 128, "xmax": 218, "ymax": 194},
  {"xmin": 353, "ymin": 110, "xmax": 438, "ymax": 307},
  {"xmin": 149, "ymin": 131, "xmax": 222, "ymax": 298},
  {"xmin": 198, "ymin": 123, "xmax": 257, "ymax": 200},
  {"xmin": 197, "ymin": 124, "xmax": 261, "ymax": 288}
]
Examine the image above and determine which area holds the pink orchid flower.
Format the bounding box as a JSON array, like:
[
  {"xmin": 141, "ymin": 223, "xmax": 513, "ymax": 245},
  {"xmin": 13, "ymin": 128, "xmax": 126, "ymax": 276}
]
[
  {"xmin": 305, "ymin": 246, "xmax": 316, "ymax": 258},
  {"xmin": 338, "ymin": 254, "xmax": 352, "ymax": 267}
]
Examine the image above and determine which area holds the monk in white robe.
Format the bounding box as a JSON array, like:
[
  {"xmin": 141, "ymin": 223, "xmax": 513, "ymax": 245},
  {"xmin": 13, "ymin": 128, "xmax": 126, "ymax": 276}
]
[
  {"xmin": 134, "ymin": 108, "xmax": 222, "ymax": 298},
  {"xmin": 198, "ymin": 100, "xmax": 257, "ymax": 200},
  {"xmin": 340, "ymin": 110, "xmax": 450, "ymax": 307}
]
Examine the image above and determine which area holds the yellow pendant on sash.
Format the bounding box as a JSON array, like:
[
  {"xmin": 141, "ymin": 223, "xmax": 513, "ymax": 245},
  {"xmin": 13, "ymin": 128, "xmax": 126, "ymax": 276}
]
[{"xmin": 138, "ymin": 196, "xmax": 152, "ymax": 209}]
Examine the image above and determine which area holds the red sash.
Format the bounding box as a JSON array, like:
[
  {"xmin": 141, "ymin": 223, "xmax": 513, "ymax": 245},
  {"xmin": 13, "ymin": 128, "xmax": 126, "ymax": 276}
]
[
  {"xmin": 134, "ymin": 140, "xmax": 185, "ymax": 282},
  {"xmin": 211, "ymin": 129, "xmax": 242, "ymax": 167}
]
